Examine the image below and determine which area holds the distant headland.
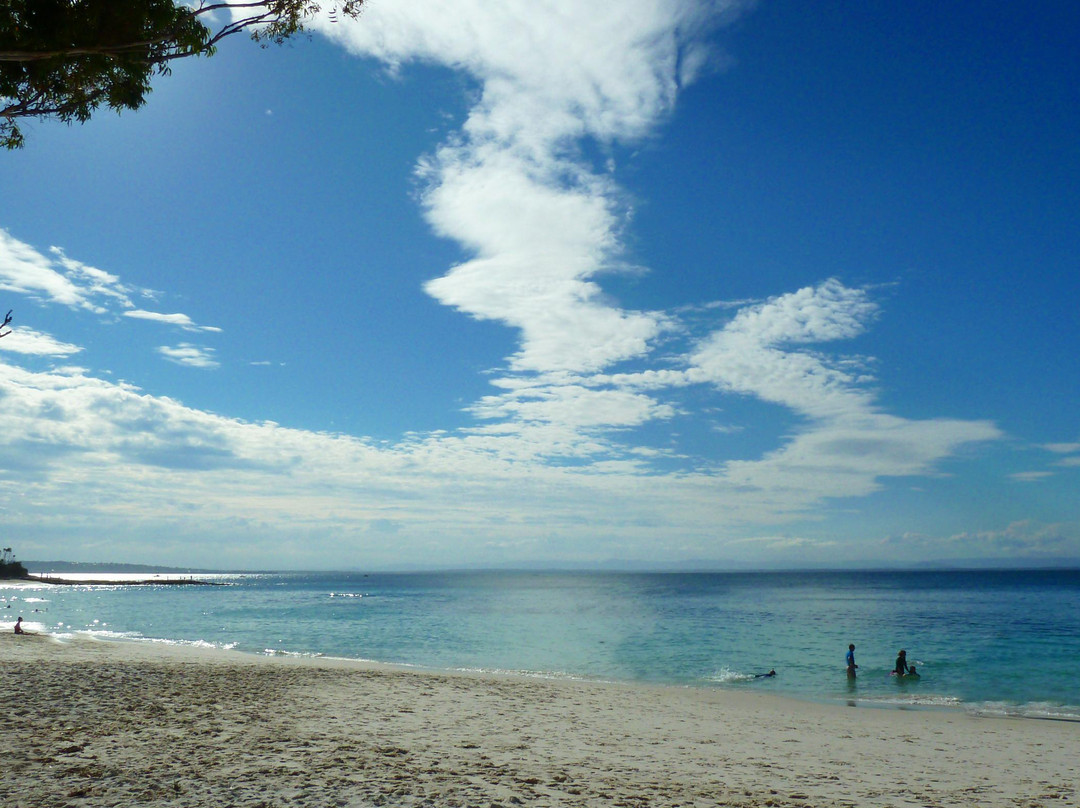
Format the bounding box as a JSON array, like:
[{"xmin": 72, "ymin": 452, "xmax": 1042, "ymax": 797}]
[
  {"xmin": 1, "ymin": 552, "xmax": 221, "ymax": 586},
  {"xmin": 25, "ymin": 573, "xmax": 221, "ymax": 586}
]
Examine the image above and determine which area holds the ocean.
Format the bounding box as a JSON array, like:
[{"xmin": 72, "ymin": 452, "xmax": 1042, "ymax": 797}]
[{"xmin": 4, "ymin": 569, "xmax": 1078, "ymax": 719}]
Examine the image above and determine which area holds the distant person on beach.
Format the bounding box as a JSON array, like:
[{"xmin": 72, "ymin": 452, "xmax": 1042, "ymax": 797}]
[
  {"xmin": 905, "ymin": 665, "xmax": 919, "ymax": 678},
  {"xmin": 754, "ymin": 670, "xmax": 777, "ymax": 678},
  {"xmin": 14, "ymin": 616, "xmax": 32, "ymax": 635},
  {"xmin": 846, "ymin": 644, "xmax": 858, "ymax": 678},
  {"xmin": 895, "ymin": 649, "xmax": 910, "ymax": 677}
]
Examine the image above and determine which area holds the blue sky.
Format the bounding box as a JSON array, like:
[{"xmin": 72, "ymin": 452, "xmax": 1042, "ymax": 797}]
[{"xmin": 1, "ymin": 0, "xmax": 1078, "ymax": 570}]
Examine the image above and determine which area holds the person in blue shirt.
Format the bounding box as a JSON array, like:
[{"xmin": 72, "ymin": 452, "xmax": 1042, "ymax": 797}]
[{"xmin": 846, "ymin": 643, "xmax": 858, "ymax": 678}]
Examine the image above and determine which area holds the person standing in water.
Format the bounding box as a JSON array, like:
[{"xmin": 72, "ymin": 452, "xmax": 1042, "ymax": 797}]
[
  {"xmin": 846, "ymin": 643, "xmax": 858, "ymax": 678},
  {"xmin": 895, "ymin": 649, "xmax": 910, "ymax": 676}
]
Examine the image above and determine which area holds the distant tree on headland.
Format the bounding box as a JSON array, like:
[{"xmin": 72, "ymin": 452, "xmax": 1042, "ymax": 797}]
[
  {"xmin": 1, "ymin": 0, "xmax": 364, "ymax": 148},
  {"xmin": 1, "ymin": 547, "xmax": 28, "ymax": 579}
]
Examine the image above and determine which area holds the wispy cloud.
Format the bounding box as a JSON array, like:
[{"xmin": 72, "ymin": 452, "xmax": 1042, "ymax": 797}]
[
  {"xmin": 1010, "ymin": 471, "xmax": 1054, "ymax": 482},
  {"xmin": 156, "ymin": 343, "xmax": 220, "ymax": 369},
  {"xmin": 0, "ymin": 228, "xmax": 141, "ymax": 313},
  {"xmin": 0, "ymin": 228, "xmax": 219, "ymax": 362},
  {"xmin": 124, "ymin": 310, "xmax": 221, "ymax": 332},
  {"xmin": 0, "ymin": 327, "xmax": 82, "ymax": 357},
  {"xmin": 943, "ymin": 521, "xmax": 1078, "ymax": 558}
]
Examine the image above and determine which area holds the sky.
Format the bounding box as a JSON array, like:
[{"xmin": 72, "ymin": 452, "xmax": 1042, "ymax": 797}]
[{"xmin": 1, "ymin": 0, "xmax": 1078, "ymax": 571}]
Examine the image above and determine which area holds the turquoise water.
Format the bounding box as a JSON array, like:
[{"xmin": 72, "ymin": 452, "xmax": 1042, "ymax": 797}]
[{"xmin": 4, "ymin": 569, "xmax": 1078, "ymax": 718}]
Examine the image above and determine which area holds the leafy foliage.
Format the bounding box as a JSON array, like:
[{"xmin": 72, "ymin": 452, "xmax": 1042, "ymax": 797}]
[
  {"xmin": 1, "ymin": 547, "xmax": 27, "ymax": 579},
  {"xmin": 1, "ymin": 1, "xmax": 363, "ymax": 148}
]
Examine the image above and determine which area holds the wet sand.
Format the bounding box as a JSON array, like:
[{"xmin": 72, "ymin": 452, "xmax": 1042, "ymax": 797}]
[{"xmin": 1, "ymin": 633, "xmax": 1075, "ymax": 807}]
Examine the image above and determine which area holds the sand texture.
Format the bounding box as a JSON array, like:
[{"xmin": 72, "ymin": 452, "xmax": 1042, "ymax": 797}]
[{"xmin": 1, "ymin": 633, "xmax": 1076, "ymax": 807}]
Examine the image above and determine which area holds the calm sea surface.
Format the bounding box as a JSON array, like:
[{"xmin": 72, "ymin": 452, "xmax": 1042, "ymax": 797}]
[{"xmin": 4, "ymin": 569, "xmax": 1078, "ymax": 718}]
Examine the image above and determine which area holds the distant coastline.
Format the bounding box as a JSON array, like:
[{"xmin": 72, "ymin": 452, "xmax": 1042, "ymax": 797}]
[
  {"xmin": 11, "ymin": 559, "xmax": 1080, "ymax": 579},
  {"xmin": 25, "ymin": 560, "xmax": 222, "ymax": 575},
  {"xmin": 25, "ymin": 572, "xmax": 220, "ymax": 587}
]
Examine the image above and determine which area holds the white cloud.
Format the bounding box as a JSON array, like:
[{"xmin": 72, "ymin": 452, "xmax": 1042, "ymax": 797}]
[
  {"xmin": 1, "ymin": 362, "xmax": 714, "ymax": 566},
  {"xmin": 0, "ymin": 327, "xmax": 82, "ymax": 357},
  {"xmin": 0, "ymin": 229, "xmax": 219, "ymax": 366},
  {"xmin": 125, "ymin": 309, "xmax": 222, "ymax": 332},
  {"xmin": 943, "ymin": 521, "xmax": 1080, "ymax": 558},
  {"xmin": 311, "ymin": 0, "xmax": 1002, "ymax": 537},
  {"xmin": 469, "ymin": 383, "xmax": 676, "ymax": 430},
  {"xmin": 0, "ymin": 346, "xmax": 1023, "ymax": 569},
  {"xmin": 318, "ymin": 1, "xmax": 734, "ymax": 376},
  {"xmin": 0, "ymin": 229, "xmax": 95, "ymax": 310},
  {"xmin": 0, "ymin": 1, "xmax": 1021, "ymax": 568},
  {"xmin": 683, "ymin": 280, "xmax": 1001, "ymax": 499},
  {"xmin": 0, "ymin": 229, "xmax": 142, "ymax": 313},
  {"xmin": 689, "ymin": 279, "xmax": 879, "ymax": 417},
  {"xmin": 1010, "ymin": 471, "xmax": 1054, "ymax": 482},
  {"xmin": 49, "ymin": 247, "xmax": 139, "ymax": 309},
  {"xmin": 156, "ymin": 344, "xmax": 220, "ymax": 369}
]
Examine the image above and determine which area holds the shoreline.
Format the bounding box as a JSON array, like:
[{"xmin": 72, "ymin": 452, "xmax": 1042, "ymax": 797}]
[
  {"xmin": 9, "ymin": 623, "xmax": 1080, "ymax": 722},
  {"xmin": 2, "ymin": 632, "xmax": 1076, "ymax": 807}
]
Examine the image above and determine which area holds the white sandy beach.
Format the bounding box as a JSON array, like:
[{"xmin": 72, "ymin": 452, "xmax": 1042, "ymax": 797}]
[{"xmin": 1, "ymin": 633, "xmax": 1075, "ymax": 808}]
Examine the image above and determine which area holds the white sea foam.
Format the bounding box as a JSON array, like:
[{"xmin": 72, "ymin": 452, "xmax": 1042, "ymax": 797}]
[
  {"xmin": 451, "ymin": 666, "xmax": 599, "ymax": 683},
  {"xmin": 67, "ymin": 628, "xmax": 239, "ymax": 652},
  {"xmin": 859, "ymin": 692, "xmax": 963, "ymax": 710},
  {"xmin": 262, "ymin": 648, "xmax": 325, "ymax": 658},
  {"xmin": 966, "ymin": 700, "xmax": 1080, "ymax": 721},
  {"xmin": 708, "ymin": 667, "xmax": 755, "ymax": 684}
]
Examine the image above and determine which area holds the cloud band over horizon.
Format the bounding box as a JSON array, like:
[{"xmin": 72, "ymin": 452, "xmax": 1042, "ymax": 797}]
[{"xmin": 0, "ymin": 0, "xmax": 1075, "ymax": 569}]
